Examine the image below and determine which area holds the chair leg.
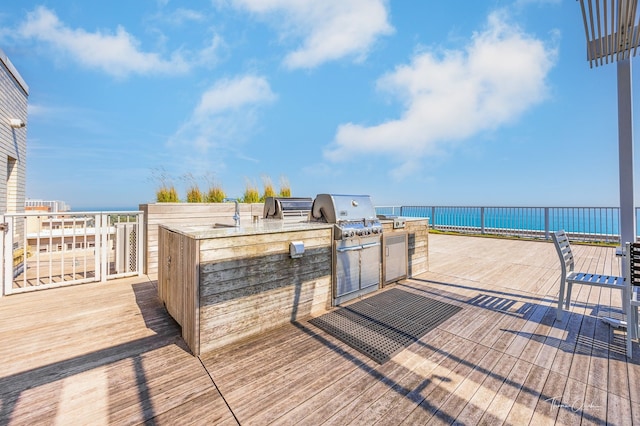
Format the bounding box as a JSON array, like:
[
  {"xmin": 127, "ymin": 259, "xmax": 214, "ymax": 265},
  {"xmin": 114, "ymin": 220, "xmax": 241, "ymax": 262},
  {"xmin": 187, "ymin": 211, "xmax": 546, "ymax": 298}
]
[
  {"xmin": 565, "ymin": 282, "xmax": 573, "ymax": 310},
  {"xmin": 628, "ymin": 307, "xmax": 635, "ymax": 358},
  {"xmin": 624, "ymin": 287, "xmax": 632, "ymax": 358},
  {"xmin": 629, "ymin": 306, "xmax": 638, "ymax": 358},
  {"xmin": 557, "ymin": 277, "xmax": 566, "ymax": 321}
]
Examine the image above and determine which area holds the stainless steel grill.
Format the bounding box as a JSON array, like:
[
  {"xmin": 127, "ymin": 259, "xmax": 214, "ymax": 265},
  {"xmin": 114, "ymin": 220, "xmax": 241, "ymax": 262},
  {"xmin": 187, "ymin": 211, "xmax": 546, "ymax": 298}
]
[
  {"xmin": 311, "ymin": 194, "xmax": 383, "ymax": 240},
  {"xmin": 311, "ymin": 194, "xmax": 383, "ymax": 305},
  {"xmin": 263, "ymin": 197, "xmax": 313, "ymax": 221}
]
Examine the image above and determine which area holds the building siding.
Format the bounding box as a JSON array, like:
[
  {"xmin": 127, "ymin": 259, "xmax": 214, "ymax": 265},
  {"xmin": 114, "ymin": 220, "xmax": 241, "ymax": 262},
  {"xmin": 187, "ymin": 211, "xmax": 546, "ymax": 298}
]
[{"xmin": 0, "ymin": 48, "xmax": 28, "ymax": 216}]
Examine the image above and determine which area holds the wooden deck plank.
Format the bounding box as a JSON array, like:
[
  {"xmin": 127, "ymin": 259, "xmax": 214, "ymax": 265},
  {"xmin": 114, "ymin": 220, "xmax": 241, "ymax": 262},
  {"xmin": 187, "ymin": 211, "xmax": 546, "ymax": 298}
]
[
  {"xmin": 554, "ymin": 376, "xmax": 587, "ymax": 425},
  {"xmin": 402, "ymin": 342, "xmax": 491, "ymax": 424},
  {"xmin": 0, "ymin": 277, "xmax": 236, "ymax": 425},
  {"xmin": 503, "ymin": 363, "xmax": 551, "ymax": 426},
  {"xmin": 475, "ymin": 358, "xmax": 535, "ymax": 424},
  {"xmin": 606, "ymin": 392, "xmax": 633, "ymax": 426},
  {"xmin": 568, "ymin": 312, "xmax": 597, "ymax": 384},
  {"xmin": 529, "ymin": 369, "xmax": 568, "ymax": 425},
  {"xmin": 265, "ymin": 356, "xmax": 373, "ymax": 425},
  {"xmin": 283, "ymin": 357, "xmax": 380, "ymax": 424},
  {"xmin": 532, "ymin": 308, "xmax": 572, "ymax": 371},
  {"xmin": 148, "ymin": 389, "xmax": 238, "ymax": 425},
  {"xmin": 518, "ymin": 304, "xmax": 559, "ymax": 366},
  {"xmin": 581, "ymin": 383, "xmax": 610, "ymax": 426},
  {"xmin": 231, "ymin": 340, "xmax": 364, "ymax": 422},
  {"xmin": 452, "ymin": 351, "xmax": 520, "ymax": 425},
  {"xmin": 1, "ymin": 233, "xmax": 638, "ymax": 425},
  {"xmin": 308, "ymin": 327, "xmax": 452, "ymax": 425},
  {"xmin": 378, "ymin": 336, "xmax": 484, "ymax": 424},
  {"xmin": 273, "ymin": 360, "xmax": 373, "ymax": 425},
  {"xmin": 317, "ymin": 333, "xmax": 470, "ymax": 426},
  {"xmin": 292, "ymin": 328, "xmax": 457, "ymax": 425},
  {"xmin": 424, "ymin": 345, "xmax": 503, "ymax": 425}
]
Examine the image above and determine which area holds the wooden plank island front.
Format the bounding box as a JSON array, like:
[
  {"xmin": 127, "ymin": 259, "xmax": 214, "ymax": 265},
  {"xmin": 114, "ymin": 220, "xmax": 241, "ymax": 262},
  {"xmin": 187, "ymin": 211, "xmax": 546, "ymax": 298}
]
[{"xmin": 158, "ymin": 221, "xmax": 334, "ymax": 355}]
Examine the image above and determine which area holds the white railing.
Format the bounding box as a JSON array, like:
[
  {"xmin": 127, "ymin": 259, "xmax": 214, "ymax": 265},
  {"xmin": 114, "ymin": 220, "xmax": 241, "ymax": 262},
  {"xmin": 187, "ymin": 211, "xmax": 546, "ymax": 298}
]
[
  {"xmin": 375, "ymin": 206, "xmax": 637, "ymax": 244},
  {"xmin": 1, "ymin": 211, "xmax": 144, "ymax": 296}
]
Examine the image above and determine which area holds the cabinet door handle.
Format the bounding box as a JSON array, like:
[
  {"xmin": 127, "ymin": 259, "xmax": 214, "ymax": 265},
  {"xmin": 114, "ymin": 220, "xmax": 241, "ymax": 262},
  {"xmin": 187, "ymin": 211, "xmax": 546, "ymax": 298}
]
[
  {"xmin": 337, "ymin": 245, "xmax": 363, "ymax": 253},
  {"xmin": 361, "ymin": 242, "xmax": 381, "ymax": 249}
]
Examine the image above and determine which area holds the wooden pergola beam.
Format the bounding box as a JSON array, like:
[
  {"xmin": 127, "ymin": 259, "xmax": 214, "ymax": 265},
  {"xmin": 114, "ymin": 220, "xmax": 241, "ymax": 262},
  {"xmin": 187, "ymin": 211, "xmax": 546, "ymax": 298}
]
[{"xmin": 579, "ymin": 0, "xmax": 640, "ymax": 66}]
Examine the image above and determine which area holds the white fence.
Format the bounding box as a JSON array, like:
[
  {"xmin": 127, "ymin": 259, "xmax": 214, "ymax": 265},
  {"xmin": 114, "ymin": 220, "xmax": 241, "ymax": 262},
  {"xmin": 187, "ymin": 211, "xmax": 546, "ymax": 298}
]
[{"xmin": 1, "ymin": 211, "xmax": 144, "ymax": 296}]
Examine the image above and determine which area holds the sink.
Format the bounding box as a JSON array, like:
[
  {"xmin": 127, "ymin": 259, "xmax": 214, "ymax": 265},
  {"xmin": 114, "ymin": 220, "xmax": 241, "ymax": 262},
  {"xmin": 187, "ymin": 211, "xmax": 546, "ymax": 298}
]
[{"xmin": 213, "ymin": 223, "xmax": 237, "ymax": 228}]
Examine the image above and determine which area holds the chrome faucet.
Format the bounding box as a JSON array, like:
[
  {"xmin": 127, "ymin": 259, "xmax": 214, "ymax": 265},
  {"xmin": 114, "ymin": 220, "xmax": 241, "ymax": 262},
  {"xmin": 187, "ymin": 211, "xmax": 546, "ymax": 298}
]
[{"xmin": 224, "ymin": 198, "xmax": 241, "ymax": 227}]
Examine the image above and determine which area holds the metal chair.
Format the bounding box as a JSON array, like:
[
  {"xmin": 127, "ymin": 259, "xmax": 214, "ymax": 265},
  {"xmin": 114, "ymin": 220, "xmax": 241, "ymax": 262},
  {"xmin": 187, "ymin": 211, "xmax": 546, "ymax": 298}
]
[
  {"xmin": 551, "ymin": 230, "xmax": 627, "ymax": 321},
  {"xmin": 624, "ymin": 242, "xmax": 640, "ymax": 357}
]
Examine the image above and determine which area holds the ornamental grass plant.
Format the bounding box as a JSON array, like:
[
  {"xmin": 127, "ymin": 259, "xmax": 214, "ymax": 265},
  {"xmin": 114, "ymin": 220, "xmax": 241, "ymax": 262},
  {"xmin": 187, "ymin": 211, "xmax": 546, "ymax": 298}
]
[
  {"xmin": 261, "ymin": 175, "xmax": 277, "ymax": 201},
  {"xmin": 242, "ymin": 180, "xmax": 261, "ymax": 203},
  {"xmin": 156, "ymin": 186, "xmax": 179, "ymax": 202},
  {"xmin": 206, "ymin": 186, "xmax": 226, "ymax": 203},
  {"xmin": 279, "ymin": 175, "xmax": 291, "ymax": 197},
  {"xmin": 186, "ymin": 186, "xmax": 204, "ymax": 203}
]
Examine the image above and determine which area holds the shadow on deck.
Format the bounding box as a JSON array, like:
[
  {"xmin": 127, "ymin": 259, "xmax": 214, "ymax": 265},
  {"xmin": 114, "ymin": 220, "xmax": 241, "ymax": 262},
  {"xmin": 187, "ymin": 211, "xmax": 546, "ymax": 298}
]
[{"xmin": 0, "ymin": 234, "xmax": 638, "ymax": 424}]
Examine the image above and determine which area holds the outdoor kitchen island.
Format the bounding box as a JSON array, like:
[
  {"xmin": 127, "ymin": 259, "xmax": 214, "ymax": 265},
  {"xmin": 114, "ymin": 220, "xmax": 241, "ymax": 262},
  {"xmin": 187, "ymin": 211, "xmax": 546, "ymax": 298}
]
[{"xmin": 158, "ymin": 215, "xmax": 428, "ymax": 356}]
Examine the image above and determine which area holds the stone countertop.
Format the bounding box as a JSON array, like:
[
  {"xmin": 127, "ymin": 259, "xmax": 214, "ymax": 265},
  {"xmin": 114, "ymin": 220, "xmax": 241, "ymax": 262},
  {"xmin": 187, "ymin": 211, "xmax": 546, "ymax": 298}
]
[
  {"xmin": 160, "ymin": 219, "xmax": 334, "ymax": 240},
  {"xmin": 161, "ymin": 217, "xmax": 427, "ymax": 240}
]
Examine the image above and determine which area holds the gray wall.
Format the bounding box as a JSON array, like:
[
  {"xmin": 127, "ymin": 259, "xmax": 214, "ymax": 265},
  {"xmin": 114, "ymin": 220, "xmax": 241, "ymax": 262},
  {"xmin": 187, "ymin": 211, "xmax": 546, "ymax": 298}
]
[{"xmin": 0, "ymin": 49, "xmax": 28, "ymax": 216}]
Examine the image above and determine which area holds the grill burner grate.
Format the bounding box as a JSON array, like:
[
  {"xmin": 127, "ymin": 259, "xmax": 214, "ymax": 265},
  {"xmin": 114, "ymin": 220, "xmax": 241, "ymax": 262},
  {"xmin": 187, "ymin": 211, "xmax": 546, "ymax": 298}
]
[{"xmin": 308, "ymin": 288, "xmax": 462, "ymax": 364}]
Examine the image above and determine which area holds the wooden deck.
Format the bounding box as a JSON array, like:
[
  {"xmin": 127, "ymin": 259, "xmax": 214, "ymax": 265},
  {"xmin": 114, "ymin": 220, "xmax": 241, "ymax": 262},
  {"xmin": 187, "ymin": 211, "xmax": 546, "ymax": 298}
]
[{"xmin": 1, "ymin": 234, "xmax": 638, "ymax": 425}]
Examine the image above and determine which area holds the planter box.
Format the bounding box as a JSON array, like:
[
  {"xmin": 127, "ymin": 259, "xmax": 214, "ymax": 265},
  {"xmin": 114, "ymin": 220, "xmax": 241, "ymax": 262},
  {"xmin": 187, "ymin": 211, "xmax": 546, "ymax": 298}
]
[{"xmin": 140, "ymin": 203, "xmax": 264, "ymax": 275}]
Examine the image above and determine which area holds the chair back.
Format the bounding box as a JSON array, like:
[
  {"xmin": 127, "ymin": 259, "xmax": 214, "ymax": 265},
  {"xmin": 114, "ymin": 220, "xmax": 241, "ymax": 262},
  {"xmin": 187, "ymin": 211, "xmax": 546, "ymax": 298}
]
[
  {"xmin": 552, "ymin": 230, "xmax": 575, "ymax": 274},
  {"xmin": 626, "ymin": 242, "xmax": 640, "ymax": 287}
]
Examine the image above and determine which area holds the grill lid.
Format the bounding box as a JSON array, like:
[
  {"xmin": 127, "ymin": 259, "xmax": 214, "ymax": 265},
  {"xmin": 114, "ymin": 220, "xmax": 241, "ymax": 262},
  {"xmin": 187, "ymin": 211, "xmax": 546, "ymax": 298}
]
[{"xmin": 311, "ymin": 194, "xmax": 378, "ymax": 223}]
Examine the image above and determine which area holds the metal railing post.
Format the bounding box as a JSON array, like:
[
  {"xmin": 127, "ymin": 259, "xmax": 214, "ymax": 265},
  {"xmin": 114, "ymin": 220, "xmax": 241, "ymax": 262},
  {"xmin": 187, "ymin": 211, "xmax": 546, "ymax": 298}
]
[
  {"xmin": 98, "ymin": 213, "xmax": 109, "ymax": 282},
  {"xmin": 480, "ymin": 207, "xmax": 485, "ymax": 234},
  {"xmin": 544, "ymin": 207, "xmax": 550, "ymax": 240},
  {"xmin": 431, "ymin": 207, "xmax": 435, "ymax": 229}
]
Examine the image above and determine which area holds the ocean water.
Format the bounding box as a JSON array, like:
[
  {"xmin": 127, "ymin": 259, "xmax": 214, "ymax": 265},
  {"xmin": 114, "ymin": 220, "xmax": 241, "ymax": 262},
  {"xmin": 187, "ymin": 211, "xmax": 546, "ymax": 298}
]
[{"xmin": 376, "ymin": 206, "xmax": 630, "ymax": 238}]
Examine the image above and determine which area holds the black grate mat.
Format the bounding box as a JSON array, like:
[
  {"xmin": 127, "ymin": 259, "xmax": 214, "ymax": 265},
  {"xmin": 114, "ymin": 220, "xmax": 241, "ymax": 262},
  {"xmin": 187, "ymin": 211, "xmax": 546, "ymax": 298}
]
[{"xmin": 308, "ymin": 288, "xmax": 462, "ymax": 364}]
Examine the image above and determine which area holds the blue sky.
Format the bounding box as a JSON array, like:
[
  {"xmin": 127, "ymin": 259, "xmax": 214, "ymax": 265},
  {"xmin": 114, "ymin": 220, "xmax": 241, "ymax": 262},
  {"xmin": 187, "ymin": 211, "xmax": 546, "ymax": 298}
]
[{"xmin": 0, "ymin": 0, "xmax": 636, "ymax": 209}]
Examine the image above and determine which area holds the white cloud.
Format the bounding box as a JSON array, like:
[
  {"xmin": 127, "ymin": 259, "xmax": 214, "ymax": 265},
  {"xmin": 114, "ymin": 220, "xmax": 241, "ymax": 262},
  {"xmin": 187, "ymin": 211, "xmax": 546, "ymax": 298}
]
[
  {"xmin": 229, "ymin": 0, "xmax": 394, "ymax": 69},
  {"xmin": 324, "ymin": 11, "xmax": 557, "ymax": 176},
  {"xmin": 16, "ymin": 6, "xmax": 189, "ymax": 78},
  {"xmin": 196, "ymin": 33, "xmax": 226, "ymax": 67},
  {"xmin": 194, "ymin": 75, "xmax": 276, "ymax": 116},
  {"xmin": 169, "ymin": 75, "xmax": 276, "ymax": 156},
  {"xmin": 167, "ymin": 8, "xmax": 206, "ymax": 25}
]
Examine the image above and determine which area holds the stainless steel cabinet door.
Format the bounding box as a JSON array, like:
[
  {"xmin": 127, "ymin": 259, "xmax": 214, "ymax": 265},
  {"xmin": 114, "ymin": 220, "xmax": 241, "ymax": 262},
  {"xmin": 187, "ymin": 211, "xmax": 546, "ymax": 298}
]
[{"xmin": 335, "ymin": 240, "xmax": 361, "ymax": 297}]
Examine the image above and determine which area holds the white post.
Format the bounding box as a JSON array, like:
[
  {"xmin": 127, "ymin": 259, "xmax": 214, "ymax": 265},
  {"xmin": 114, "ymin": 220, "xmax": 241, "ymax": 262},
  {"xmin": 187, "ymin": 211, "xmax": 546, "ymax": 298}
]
[
  {"xmin": 137, "ymin": 212, "xmax": 144, "ymax": 276},
  {"xmin": 617, "ymin": 58, "xmax": 635, "ymax": 253},
  {"xmin": 1, "ymin": 216, "xmax": 8, "ymax": 296},
  {"xmin": 101, "ymin": 214, "xmax": 110, "ymax": 282}
]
